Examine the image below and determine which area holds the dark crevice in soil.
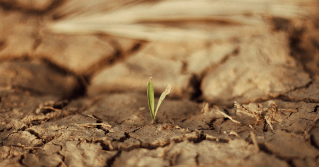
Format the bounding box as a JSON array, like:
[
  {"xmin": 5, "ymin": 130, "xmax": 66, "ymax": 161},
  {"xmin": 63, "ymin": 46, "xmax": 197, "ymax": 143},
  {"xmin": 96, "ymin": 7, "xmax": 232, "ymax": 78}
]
[
  {"xmin": 96, "ymin": 119, "xmax": 103, "ymax": 124},
  {"xmin": 192, "ymin": 133, "xmax": 206, "ymax": 143},
  {"xmin": 130, "ymin": 42, "xmax": 144, "ymax": 53},
  {"xmin": 129, "ymin": 126, "xmax": 145, "ymax": 133},
  {"xmin": 140, "ymin": 142, "xmax": 170, "ymax": 150},
  {"xmin": 53, "ymin": 143, "xmax": 63, "ymax": 151},
  {"xmin": 95, "ymin": 121, "xmax": 110, "ymax": 135},
  {"xmin": 258, "ymin": 143, "xmax": 273, "ymax": 155},
  {"xmin": 223, "ymin": 117, "xmax": 230, "ymax": 122},
  {"xmin": 220, "ymin": 47, "xmax": 240, "ymax": 64},
  {"xmin": 95, "ymin": 140, "xmax": 111, "ymax": 151},
  {"xmin": 56, "ymin": 162, "xmax": 64, "ymax": 167},
  {"xmin": 36, "ymin": 108, "xmax": 59, "ymax": 115},
  {"xmin": 288, "ymin": 23, "xmax": 319, "ymax": 78},
  {"xmin": 53, "ymin": 100, "xmax": 69, "ymax": 109},
  {"xmin": 83, "ymin": 39, "xmax": 145, "ymax": 83},
  {"xmin": 57, "ymin": 151, "xmax": 66, "ymax": 164},
  {"xmin": 2, "ymin": 120, "xmax": 53, "ymax": 146},
  {"xmin": 187, "ymin": 46, "xmax": 239, "ymax": 104},
  {"xmin": 26, "ymin": 129, "xmax": 42, "ymax": 139},
  {"xmin": 204, "ymin": 119, "xmax": 215, "ymax": 130},
  {"xmin": 310, "ymin": 135, "xmax": 319, "ymax": 150},
  {"xmin": 0, "ymin": 132, "xmax": 13, "ymax": 146},
  {"xmin": 287, "ymin": 159, "xmax": 297, "ymax": 167},
  {"xmin": 99, "ymin": 127, "xmax": 110, "ymax": 135},
  {"xmin": 282, "ymin": 129, "xmax": 295, "ymax": 134},
  {"xmin": 89, "ymin": 114, "xmax": 104, "ymax": 121},
  {"xmin": 195, "ymin": 153, "xmax": 200, "ymax": 165},
  {"xmin": 301, "ymin": 98, "xmax": 319, "ymax": 103},
  {"xmin": 132, "ymin": 134, "xmax": 206, "ymax": 150},
  {"xmin": 18, "ymin": 126, "xmax": 28, "ymax": 132},
  {"xmin": 286, "ymin": 160, "xmax": 296, "ymax": 167},
  {"xmin": 107, "ymin": 151, "xmax": 122, "ymax": 167},
  {"xmin": 43, "ymin": 136, "xmax": 55, "ymax": 144},
  {"xmin": 0, "ymin": 126, "xmax": 12, "ymax": 133},
  {"xmin": 262, "ymin": 120, "xmax": 269, "ymax": 132},
  {"xmin": 26, "ymin": 129, "xmax": 44, "ymax": 147},
  {"xmin": 39, "ymin": 57, "xmax": 87, "ymax": 100},
  {"xmin": 313, "ymin": 105, "xmax": 319, "ymax": 113},
  {"xmin": 260, "ymin": 142, "xmax": 296, "ymax": 166},
  {"xmin": 275, "ymin": 94, "xmax": 319, "ymax": 104},
  {"xmin": 300, "ymin": 117, "xmax": 314, "ymax": 121},
  {"xmin": 39, "ymin": 56, "xmax": 75, "ymax": 75},
  {"xmin": 181, "ymin": 61, "xmax": 188, "ymax": 74},
  {"xmin": 124, "ymin": 132, "xmax": 130, "ymax": 139},
  {"xmin": 188, "ymin": 74, "xmax": 203, "ymax": 102},
  {"xmin": 104, "ymin": 38, "xmax": 124, "ymax": 66},
  {"xmin": 18, "ymin": 154, "xmax": 27, "ymax": 167},
  {"xmin": 284, "ymin": 79, "xmax": 313, "ymax": 94},
  {"xmin": 117, "ymin": 132, "xmax": 130, "ymax": 142},
  {"xmin": 1, "ymin": 57, "xmax": 87, "ymax": 100}
]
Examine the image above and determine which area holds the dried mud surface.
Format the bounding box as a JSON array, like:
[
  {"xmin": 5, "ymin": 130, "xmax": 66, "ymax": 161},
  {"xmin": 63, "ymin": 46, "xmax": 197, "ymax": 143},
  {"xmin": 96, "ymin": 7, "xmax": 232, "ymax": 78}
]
[{"xmin": 1, "ymin": 1, "xmax": 319, "ymax": 167}]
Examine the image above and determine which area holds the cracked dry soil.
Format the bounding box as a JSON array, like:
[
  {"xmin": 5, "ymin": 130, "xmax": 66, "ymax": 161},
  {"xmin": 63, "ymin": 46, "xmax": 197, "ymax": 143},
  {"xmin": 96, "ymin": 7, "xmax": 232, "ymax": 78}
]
[{"xmin": 1, "ymin": 0, "xmax": 319, "ymax": 167}]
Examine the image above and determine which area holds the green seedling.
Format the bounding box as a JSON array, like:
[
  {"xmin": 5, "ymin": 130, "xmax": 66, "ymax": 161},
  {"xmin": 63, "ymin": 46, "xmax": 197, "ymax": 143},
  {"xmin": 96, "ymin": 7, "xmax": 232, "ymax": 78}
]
[{"xmin": 147, "ymin": 77, "xmax": 172, "ymax": 124}]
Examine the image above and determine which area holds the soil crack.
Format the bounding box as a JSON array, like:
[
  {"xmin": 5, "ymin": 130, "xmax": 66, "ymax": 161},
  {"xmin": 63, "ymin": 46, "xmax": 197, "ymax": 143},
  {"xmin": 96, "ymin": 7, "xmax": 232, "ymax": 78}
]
[
  {"xmin": 18, "ymin": 154, "xmax": 27, "ymax": 167},
  {"xmin": 95, "ymin": 120, "xmax": 110, "ymax": 135},
  {"xmin": 195, "ymin": 153, "xmax": 200, "ymax": 165},
  {"xmin": 57, "ymin": 151, "xmax": 66, "ymax": 165},
  {"xmin": 26, "ymin": 129, "xmax": 42, "ymax": 140},
  {"xmin": 106, "ymin": 151, "xmax": 122, "ymax": 167}
]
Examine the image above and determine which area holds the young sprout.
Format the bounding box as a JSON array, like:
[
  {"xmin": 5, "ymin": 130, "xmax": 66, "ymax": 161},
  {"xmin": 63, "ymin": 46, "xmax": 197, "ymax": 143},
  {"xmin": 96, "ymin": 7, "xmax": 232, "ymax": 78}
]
[{"xmin": 147, "ymin": 77, "xmax": 172, "ymax": 124}]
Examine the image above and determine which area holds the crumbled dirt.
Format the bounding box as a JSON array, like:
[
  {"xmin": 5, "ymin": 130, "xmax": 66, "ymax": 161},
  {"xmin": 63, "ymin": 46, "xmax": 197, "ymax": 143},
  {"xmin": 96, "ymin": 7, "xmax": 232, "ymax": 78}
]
[{"xmin": 1, "ymin": 1, "xmax": 319, "ymax": 167}]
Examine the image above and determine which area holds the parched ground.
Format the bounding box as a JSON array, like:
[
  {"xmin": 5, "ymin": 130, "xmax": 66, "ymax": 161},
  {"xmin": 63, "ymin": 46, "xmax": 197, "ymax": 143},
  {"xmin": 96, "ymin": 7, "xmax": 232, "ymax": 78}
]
[{"xmin": 1, "ymin": 0, "xmax": 319, "ymax": 167}]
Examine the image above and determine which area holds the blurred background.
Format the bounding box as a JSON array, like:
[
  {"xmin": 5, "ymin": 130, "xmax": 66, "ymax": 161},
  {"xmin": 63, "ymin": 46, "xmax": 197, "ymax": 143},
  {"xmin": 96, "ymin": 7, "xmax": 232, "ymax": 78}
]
[{"xmin": 0, "ymin": 0, "xmax": 318, "ymax": 105}]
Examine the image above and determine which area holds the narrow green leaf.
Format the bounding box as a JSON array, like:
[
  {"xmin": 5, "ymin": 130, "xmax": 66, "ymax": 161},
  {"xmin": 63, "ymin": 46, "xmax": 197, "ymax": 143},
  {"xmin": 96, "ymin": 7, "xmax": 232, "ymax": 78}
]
[
  {"xmin": 154, "ymin": 84, "xmax": 172, "ymax": 118},
  {"xmin": 147, "ymin": 77, "xmax": 155, "ymax": 120}
]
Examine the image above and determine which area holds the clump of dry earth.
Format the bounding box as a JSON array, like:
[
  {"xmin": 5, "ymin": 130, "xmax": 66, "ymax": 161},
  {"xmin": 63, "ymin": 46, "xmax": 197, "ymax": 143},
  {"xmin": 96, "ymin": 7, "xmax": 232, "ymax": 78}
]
[{"xmin": 0, "ymin": 0, "xmax": 319, "ymax": 167}]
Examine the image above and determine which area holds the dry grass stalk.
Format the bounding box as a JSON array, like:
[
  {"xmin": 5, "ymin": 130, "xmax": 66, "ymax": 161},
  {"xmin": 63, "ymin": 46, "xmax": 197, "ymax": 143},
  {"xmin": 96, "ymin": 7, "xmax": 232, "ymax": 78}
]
[
  {"xmin": 200, "ymin": 102, "xmax": 210, "ymax": 114},
  {"xmin": 264, "ymin": 115, "xmax": 274, "ymax": 131},
  {"xmin": 214, "ymin": 106, "xmax": 242, "ymax": 125},
  {"xmin": 250, "ymin": 131, "xmax": 259, "ymax": 152},
  {"xmin": 235, "ymin": 101, "xmax": 299, "ymax": 131},
  {"xmin": 47, "ymin": 0, "xmax": 317, "ymax": 42},
  {"xmin": 234, "ymin": 101, "xmax": 263, "ymax": 121}
]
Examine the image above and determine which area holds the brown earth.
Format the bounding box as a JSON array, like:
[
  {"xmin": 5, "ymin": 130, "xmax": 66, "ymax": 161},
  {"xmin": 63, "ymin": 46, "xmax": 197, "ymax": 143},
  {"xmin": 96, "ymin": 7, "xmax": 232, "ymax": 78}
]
[{"xmin": 1, "ymin": 0, "xmax": 319, "ymax": 167}]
